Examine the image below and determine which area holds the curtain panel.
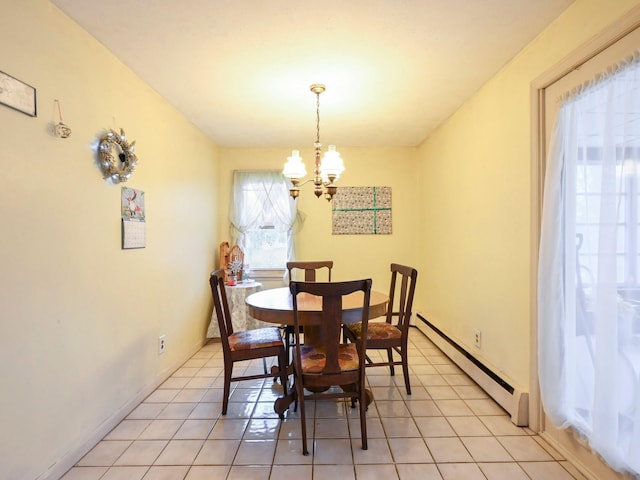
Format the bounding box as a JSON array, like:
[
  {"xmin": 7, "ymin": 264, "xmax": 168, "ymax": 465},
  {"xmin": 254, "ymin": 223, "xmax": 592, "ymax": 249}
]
[
  {"xmin": 538, "ymin": 54, "xmax": 640, "ymax": 475},
  {"xmin": 229, "ymin": 170, "xmax": 299, "ymax": 266}
]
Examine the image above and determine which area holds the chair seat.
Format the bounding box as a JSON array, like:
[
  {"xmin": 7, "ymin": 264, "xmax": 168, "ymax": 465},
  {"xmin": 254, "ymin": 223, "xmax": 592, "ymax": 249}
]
[
  {"xmin": 299, "ymin": 344, "xmax": 360, "ymax": 373},
  {"xmin": 229, "ymin": 327, "xmax": 284, "ymax": 351},
  {"xmin": 348, "ymin": 321, "xmax": 401, "ymax": 340}
]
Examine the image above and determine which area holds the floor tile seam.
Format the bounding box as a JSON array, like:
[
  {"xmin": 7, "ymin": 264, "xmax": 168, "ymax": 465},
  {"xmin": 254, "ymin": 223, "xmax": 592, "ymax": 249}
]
[
  {"xmin": 108, "ymin": 438, "xmax": 170, "ymax": 468},
  {"xmin": 556, "ymin": 460, "xmax": 585, "ymax": 480},
  {"xmin": 516, "ymin": 458, "xmax": 578, "ymax": 464},
  {"xmin": 461, "ymin": 437, "xmax": 520, "ymax": 465},
  {"xmin": 74, "ymin": 441, "xmax": 132, "ymax": 469},
  {"xmin": 310, "ymin": 463, "xmax": 357, "ymax": 478},
  {"xmin": 406, "ymin": 397, "xmax": 445, "ymax": 418},
  {"xmin": 517, "ymin": 460, "xmax": 583, "ymax": 479},
  {"xmin": 308, "ymin": 408, "xmax": 357, "ymax": 466},
  {"xmin": 493, "ymin": 434, "xmax": 555, "ymax": 462},
  {"xmin": 137, "ymin": 417, "xmax": 190, "ymax": 441},
  {"xmin": 433, "ymin": 462, "xmax": 532, "ymax": 480},
  {"xmin": 530, "ymin": 434, "xmax": 566, "ymax": 460},
  {"xmin": 376, "ymin": 407, "xmax": 424, "ymax": 466},
  {"xmin": 436, "ymin": 429, "xmax": 510, "ymax": 466},
  {"xmin": 99, "ymin": 464, "xmax": 152, "ymax": 479},
  {"xmin": 148, "ymin": 438, "xmax": 208, "ymax": 468}
]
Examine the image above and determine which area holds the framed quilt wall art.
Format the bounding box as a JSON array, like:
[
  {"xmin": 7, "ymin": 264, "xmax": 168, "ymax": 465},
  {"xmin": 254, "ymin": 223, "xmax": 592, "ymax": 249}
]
[{"xmin": 331, "ymin": 186, "xmax": 392, "ymax": 235}]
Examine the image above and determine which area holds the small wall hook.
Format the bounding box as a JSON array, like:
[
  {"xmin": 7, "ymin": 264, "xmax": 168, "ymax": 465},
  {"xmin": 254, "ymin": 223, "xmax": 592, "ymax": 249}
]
[{"xmin": 54, "ymin": 99, "xmax": 72, "ymax": 138}]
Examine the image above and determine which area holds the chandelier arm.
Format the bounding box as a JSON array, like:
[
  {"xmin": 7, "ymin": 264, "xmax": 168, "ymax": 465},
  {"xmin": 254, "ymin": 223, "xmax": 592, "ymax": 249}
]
[{"xmin": 296, "ymin": 178, "xmax": 316, "ymax": 188}]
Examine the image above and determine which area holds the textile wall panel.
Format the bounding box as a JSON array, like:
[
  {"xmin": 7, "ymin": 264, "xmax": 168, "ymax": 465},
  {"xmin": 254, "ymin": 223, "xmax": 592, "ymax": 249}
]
[{"xmin": 332, "ymin": 186, "xmax": 392, "ymax": 235}]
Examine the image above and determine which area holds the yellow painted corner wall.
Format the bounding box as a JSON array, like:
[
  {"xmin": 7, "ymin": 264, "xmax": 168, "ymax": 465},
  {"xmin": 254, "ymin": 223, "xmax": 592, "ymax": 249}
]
[
  {"xmin": 415, "ymin": 0, "xmax": 640, "ymax": 477},
  {"xmin": 0, "ymin": 2, "xmax": 219, "ymax": 479},
  {"xmin": 217, "ymin": 147, "xmax": 418, "ymax": 292}
]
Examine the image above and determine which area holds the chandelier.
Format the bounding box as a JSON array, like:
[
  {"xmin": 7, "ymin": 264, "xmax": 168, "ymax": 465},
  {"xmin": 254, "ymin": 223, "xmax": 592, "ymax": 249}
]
[{"xmin": 282, "ymin": 84, "xmax": 345, "ymax": 201}]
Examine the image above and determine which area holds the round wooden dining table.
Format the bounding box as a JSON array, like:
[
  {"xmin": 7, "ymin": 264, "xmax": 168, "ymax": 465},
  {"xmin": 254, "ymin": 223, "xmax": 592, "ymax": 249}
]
[
  {"xmin": 246, "ymin": 286, "xmax": 389, "ymax": 330},
  {"xmin": 245, "ymin": 286, "xmax": 389, "ymax": 416}
]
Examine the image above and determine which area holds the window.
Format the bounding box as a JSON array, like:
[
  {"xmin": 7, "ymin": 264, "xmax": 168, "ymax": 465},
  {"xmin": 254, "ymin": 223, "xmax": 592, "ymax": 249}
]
[
  {"xmin": 576, "ymin": 150, "xmax": 640, "ymax": 288},
  {"xmin": 229, "ymin": 171, "xmax": 298, "ymax": 271},
  {"xmin": 244, "ymin": 227, "xmax": 287, "ymax": 270},
  {"xmin": 538, "ymin": 52, "xmax": 640, "ymax": 475}
]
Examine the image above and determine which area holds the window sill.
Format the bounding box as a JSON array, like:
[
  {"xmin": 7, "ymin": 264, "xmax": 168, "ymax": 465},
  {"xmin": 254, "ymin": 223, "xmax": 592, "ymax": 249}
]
[{"xmin": 250, "ymin": 269, "xmax": 286, "ymax": 281}]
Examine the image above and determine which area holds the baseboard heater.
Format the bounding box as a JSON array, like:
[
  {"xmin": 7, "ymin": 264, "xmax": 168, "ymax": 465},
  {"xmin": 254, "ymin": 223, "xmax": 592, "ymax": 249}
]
[{"xmin": 415, "ymin": 313, "xmax": 529, "ymax": 426}]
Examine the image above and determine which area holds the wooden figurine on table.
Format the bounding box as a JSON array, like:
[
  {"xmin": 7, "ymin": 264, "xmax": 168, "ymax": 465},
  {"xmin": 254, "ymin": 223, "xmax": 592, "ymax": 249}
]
[{"xmin": 219, "ymin": 241, "xmax": 230, "ymax": 282}]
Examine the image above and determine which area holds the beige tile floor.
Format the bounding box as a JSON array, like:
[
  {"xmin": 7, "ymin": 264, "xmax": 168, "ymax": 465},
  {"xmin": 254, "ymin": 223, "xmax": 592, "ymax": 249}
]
[{"xmin": 61, "ymin": 330, "xmax": 587, "ymax": 480}]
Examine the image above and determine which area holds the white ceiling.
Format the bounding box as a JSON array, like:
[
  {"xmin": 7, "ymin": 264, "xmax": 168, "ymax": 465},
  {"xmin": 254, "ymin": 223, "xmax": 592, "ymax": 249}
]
[{"xmin": 51, "ymin": 0, "xmax": 573, "ymax": 148}]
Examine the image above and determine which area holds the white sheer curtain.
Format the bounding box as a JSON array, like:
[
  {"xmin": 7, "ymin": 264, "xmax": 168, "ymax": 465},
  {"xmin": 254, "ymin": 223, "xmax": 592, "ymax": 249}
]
[
  {"xmin": 539, "ymin": 53, "xmax": 640, "ymax": 475},
  {"xmin": 229, "ymin": 170, "xmax": 300, "ymax": 266}
]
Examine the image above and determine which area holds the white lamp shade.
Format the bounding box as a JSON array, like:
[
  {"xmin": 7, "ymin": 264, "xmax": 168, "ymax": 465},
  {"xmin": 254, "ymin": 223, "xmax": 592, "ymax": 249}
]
[
  {"xmin": 282, "ymin": 150, "xmax": 307, "ymax": 179},
  {"xmin": 320, "ymin": 145, "xmax": 345, "ymax": 181}
]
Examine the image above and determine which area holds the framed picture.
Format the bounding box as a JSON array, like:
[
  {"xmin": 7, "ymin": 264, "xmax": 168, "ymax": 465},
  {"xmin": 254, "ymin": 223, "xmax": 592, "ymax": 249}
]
[{"xmin": 0, "ymin": 71, "xmax": 36, "ymax": 117}]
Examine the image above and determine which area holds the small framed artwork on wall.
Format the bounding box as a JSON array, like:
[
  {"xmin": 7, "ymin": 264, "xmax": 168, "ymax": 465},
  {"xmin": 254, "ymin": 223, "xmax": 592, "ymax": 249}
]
[{"xmin": 0, "ymin": 71, "xmax": 36, "ymax": 117}]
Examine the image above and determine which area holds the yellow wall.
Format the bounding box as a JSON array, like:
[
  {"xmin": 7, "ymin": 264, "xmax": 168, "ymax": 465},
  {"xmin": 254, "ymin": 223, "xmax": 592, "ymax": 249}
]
[
  {"xmin": 416, "ymin": 0, "xmax": 640, "ymax": 478},
  {"xmin": 0, "ymin": 2, "xmax": 219, "ymax": 479},
  {"xmin": 218, "ymin": 147, "xmax": 418, "ymax": 292}
]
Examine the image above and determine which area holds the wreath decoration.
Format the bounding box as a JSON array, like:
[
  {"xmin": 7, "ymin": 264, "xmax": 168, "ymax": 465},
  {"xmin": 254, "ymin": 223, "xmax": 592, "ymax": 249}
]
[{"xmin": 98, "ymin": 128, "xmax": 138, "ymax": 183}]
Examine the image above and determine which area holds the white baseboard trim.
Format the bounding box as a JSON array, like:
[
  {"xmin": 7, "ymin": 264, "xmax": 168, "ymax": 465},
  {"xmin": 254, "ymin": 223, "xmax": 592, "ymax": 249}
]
[{"xmin": 415, "ymin": 314, "xmax": 529, "ymax": 426}]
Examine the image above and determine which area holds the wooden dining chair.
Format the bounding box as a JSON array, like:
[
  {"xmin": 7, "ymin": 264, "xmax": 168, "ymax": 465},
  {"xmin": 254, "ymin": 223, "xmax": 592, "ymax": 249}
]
[
  {"xmin": 209, "ymin": 269, "xmax": 288, "ymax": 416},
  {"xmin": 344, "ymin": 263, "xmax": 418, "ymax": 394},
  {"xmin": 290, "ymin": 278, "xmax": 372, "ymax": 455},
  {"xmin": 284, "ymin": 261, "xmax": 334, "ymax": 361}
]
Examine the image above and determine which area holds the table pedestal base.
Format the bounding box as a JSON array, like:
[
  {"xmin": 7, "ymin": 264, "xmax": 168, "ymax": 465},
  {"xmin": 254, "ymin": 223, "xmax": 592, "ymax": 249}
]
[{"xmin": 273, "ymin": 382, "xmax": 373, "ymax": 418}]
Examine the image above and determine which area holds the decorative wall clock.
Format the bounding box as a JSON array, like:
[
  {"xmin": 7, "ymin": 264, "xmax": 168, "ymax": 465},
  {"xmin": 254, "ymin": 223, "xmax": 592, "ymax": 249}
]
[{"xmin": 98, "ymin": 128, "xmax": 138, "ymax": 183}]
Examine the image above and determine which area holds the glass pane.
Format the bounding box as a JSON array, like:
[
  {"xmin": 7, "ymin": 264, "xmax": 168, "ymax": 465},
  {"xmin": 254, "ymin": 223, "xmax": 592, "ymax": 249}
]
[
  {"xmin": 244, "ymin": 229, "xmax": 287, "ymax": 269},
  {"xmin": 576, "ymin": 194, "xmax": 603, "ymax": 222}
]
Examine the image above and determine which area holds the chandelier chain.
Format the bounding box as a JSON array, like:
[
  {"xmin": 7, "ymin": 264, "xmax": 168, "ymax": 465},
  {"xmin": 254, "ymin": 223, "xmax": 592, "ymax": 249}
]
[{"xmin": 315, "ymin": 91, "xmax": 321, "ymax": 145}]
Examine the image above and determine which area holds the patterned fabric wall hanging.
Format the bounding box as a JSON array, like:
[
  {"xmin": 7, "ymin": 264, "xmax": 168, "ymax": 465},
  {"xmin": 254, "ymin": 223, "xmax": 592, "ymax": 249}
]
[{"xmin": 332, "ymin": 186, "xmax": 392, "ymax": 235}]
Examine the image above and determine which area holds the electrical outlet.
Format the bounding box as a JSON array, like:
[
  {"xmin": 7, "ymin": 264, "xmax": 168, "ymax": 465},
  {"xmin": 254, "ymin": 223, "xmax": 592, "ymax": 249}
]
[
  {"xmin": 473, "ymin": 329, "xmax": 481, "ymax": 349},
  {"xmin": 158, "ymin": 335, "xmax": 166, "ymax": 354}
]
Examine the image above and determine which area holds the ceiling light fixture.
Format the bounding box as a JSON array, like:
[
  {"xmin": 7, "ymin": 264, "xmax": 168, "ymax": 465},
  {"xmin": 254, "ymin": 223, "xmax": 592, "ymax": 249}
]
[{"xmin": 282, "ymin": 84, "xmax": 345, "ymax": 201}]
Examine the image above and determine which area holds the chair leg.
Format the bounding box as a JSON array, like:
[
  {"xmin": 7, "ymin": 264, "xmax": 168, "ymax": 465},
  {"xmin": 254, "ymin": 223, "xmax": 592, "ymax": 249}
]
[
  {"xmin": 297, "ymin": 376, "xmax": 308, "ymax": 455},
  {"xmin": 292, "ymin": 362, "xmax": 307, "ymax": 454},
  {"xmin": 401, "ymin": 350, "xmax": 411, "ymax": 395},
  {"xmin": 285, "ymin": 327, "xmax": 292, "ymax": 365},
  {"xmin": 387, "ymin": 348, "xmax": 395, "ymax": 376},
  {"xmin": 222, "ymin": 363, "xmax": 232, "ymax": 415},
  {"xmin": 278, "ymin": 350, "xmax": 288, "ymax": 398},
  {"xmin": 359, "ymin": 383, "xmax": 368, "ymax": 450}
]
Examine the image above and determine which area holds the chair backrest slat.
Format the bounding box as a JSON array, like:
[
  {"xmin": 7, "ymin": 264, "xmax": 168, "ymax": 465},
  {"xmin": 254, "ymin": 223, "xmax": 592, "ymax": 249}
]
[{"xmin": 287, "ymin": 261, "xmax": 333, "ymax": 282}]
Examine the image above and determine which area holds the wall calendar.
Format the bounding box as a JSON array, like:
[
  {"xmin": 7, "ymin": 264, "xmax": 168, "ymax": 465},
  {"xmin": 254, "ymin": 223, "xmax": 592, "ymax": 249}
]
[{"xmin": 121, "ymin": 187, "xmax": 145, "ymax": 249}]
